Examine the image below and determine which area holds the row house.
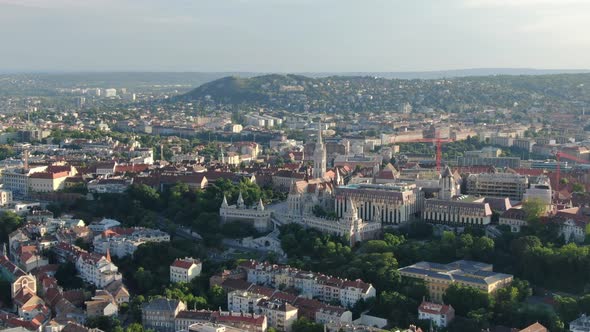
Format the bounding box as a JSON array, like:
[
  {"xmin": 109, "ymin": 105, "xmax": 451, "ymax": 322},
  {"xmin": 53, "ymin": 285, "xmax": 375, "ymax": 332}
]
[
  {"xmin": 175, "ymin": 310, "xmax": 267, "ymax": 332},
  {"xmin": 76, "ymin": 251, "xmax": 122, "ymax": 288},
  {"xmin": 52, "ymin": 242, "xmax": 122, "ymax": 288},
  {"xmin": 239, "ymin": 260, "xmax": 376, "ymax": 308}
]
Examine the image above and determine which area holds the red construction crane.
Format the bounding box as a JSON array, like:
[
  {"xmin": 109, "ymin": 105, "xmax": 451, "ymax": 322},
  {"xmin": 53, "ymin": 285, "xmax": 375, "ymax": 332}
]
[
  {"xmin": 436, "ymin": 132, "xmax": 442, "ymax": 172},
  {"xmin": 554, "ymin": 151, "xmax": 590, "ymax": 192}
]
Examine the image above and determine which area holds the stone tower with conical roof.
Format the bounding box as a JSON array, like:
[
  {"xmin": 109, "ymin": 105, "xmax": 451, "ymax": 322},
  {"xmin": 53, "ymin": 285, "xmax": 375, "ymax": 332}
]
[{"xmin": 439, "ymin": 166, "xmax": 456, "ymax": 200}]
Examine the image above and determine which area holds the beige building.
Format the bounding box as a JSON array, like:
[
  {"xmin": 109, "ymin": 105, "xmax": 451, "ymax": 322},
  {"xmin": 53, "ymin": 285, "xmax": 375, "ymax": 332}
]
[
  {"xmin": 423, "ymin": 198, "xmax": 493, "ymax": 226},
  {"xmin": 170, "ymin": 258, "xmax": 203, "ymax": 283},
  {"xmin": 142, "ymin": 298, "xmax": 187, "ymax": 332},
  {"xmin": 399, "ymin": 260, "xmax": 513, "ymax": 303},
  {"xmin": 29, "ymin": 171, "xmax": 70, "ymax": 192},
  {"xmin": 335, "ymin": 183, "xmax": 422, "ymax": 225},
  {"xmin": 255, "ymin": 299, "xmax": 297, "ymax": 332},
  {"xmin": 0, "ymin": 189, "xmax": 13, "ymax": 206},
  {"xmin": 466, "ymin": 172, "xmax": 529, "ymax": 200},
  {"xmin": 499, "ymin": 208, "xmax": 527, "ymax": 233},
  {"xmin": 85, "ymin": 291, "xmax": 118, "ymax": 318}
]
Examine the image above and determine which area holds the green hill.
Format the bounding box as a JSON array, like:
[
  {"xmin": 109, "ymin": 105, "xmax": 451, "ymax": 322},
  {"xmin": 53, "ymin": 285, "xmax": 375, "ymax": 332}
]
[
  {"xmin": 175, "ymin": 74, "xmax": 314, "ymax": 104},
  {"xmin": 173, "ymin": 73, "xmax": 590, "ymax": 114}
]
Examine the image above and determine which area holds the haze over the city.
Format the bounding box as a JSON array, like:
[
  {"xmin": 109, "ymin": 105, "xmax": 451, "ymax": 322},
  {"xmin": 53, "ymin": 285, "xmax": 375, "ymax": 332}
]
[{"xmin": 1, "ymin": 0, "xmax": 590, "ymax": 72}]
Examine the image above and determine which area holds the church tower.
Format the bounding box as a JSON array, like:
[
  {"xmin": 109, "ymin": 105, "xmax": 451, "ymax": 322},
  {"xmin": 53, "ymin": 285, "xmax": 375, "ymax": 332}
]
[
  {"xmin": 313, "ymin": 122, "xmax": 327, "ymax": 179},
  {"xmin": 439, "ymin": 166, "xmax": 456, "ymax": 200}
]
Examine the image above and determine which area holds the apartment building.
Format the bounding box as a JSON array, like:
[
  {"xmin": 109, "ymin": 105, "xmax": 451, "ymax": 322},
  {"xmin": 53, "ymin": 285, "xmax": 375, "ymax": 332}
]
[
  {"xmin": 175, "ymin": 310, "xmax": 267, "ymax": 332},
  {"xmin": 238, "ymin": 261, "xmax": 376, "ymax": 308},
  {"xmin": 170, "ymin": 257, "xmax": 202, "ymax": 283},
  {"xmin": 93, "ymin": 227, "xmax": 170, "ymax": 258},
  {"xmin": 142, "ymin": 298, "xmax": 187, "ymax": 332},
  {"xmin": 228, "ymin": 291, "xmax": 266, "ymax": 314},
  {"xmin": 399, "ymin": 260, "xmax": 513, "ymax": 303},
  {"xmin": 466, "ymin": 172, "xmax": 529, "ymax": 200},
  {"xmin": 75, "ymin": 251, "xmax": 123, "ymax": 288},
  {"xmin": 255, "ymin": 299, "xmax": 297, "ymax": 332}
]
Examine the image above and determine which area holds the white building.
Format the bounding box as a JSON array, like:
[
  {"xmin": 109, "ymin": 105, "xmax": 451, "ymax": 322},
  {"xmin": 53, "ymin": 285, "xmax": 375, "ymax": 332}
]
[
  {"xmin": 220, "ymin": 193, "xmax": 271, "ymax": 232},
  {"xmin": 523, "ymin": 175, "xmax": 553, "ymax": 212},
  {"xmin": 170, "ymin": 257, "xmax": 203, "ymax": 283},
  {"xmin": 315, "ymin": 306, "xmax": 352, "ymax": 325},
  {"xmin": 335, "ymin": 183, "xmax": 422, "ymax": 225},
  {"xmin": 301, "ymin": 199, "xmax": 381, "ymax": 246},
  {"xmin": 227, "ymin": 291, "xmax": 266, "ymax": 314},
  {"xmin": 255, "ymin": 299, "xmax": 297, "ymax": 332},
  {"xmin": 93, "ymin": 227, "xmax": 170, "ymax": 258},
  {"xmin": 88, "ymin": 218, "xmax": 122, "ymax": 232},
  {"xmin": 104, "ymin": 88, "xmax": 117, "ymax": 98},
  {"xmin": 76, "ymin": 251, "xmax": 123, "ymax": 288},
  {"xmin": 417, "ymin": 301, "xmax": 455, "ymax": 328},
  {"xmin": 570, "ymin": 314, "xmax": 590, "ymax": 332},
  {"xmin": 239, "ymin": 261, "xmax": 376, "ymax": 308},
  {"xmin": 423, "ymin": 198, "xmax": 493, "ymax": 226}
]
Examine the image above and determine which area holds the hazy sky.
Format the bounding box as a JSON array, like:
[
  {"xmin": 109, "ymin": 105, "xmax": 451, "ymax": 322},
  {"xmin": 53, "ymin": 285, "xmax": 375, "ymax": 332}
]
[{"xmin": 1, "ymin": 0, "xmax": 589, "ymax": 72}]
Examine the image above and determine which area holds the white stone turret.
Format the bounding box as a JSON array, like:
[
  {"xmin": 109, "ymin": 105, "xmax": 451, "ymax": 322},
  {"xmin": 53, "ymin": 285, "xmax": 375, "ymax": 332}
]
[
  {"xmin": 222, "ymin": 195, "xmax": 229, "ymax": 208},
  {"xmin": 335, "ymin": 167, "xmax": 343, "ymax": 186},
  {"xmin": 237, "ymin": 191, "xmax": 245, "ymax": 208},
  {"xmin": 257, "ymin": 198, "xmax": 265, "ymax": 211},
  {"xmin": 343, "ymin": 198, "xmax": 358, "ymax": 221}
]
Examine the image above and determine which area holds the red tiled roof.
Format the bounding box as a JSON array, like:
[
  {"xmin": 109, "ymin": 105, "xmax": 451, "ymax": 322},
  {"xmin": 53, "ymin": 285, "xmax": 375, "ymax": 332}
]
[
  {"xmin": 30, "ymin": 171, "xmax": 69, "ymax": 179},
  {"xmin": 519, "ymin": 322, "xmax": 548, "ymax": 332},
  {"xmin": 115, "ymin": 164, "xmax": 150, "ymax": 173},
  {"xmin": 418, "ymin": 301, "xmax": 454, "ymax": 315},
  {"xmin": 171, "ymin": 258, "xmax": 199, "ymax": 270},
  {"xmin": 220, "ymin": 278, "xmax": 252, "ymax": 291},
  {"xmin": 213, "ymin": 312, "xmax": 266, "ymax": 326},
  {"xmin": 248, "ymin": 285, "xmax": 275, "ymax": 298}
]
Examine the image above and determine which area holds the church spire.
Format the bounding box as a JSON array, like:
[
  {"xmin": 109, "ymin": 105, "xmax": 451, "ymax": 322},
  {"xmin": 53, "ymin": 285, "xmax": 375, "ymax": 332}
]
[{"xmin": 313, "ymin": 121, "xmax": 326, "ymax": 179}]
